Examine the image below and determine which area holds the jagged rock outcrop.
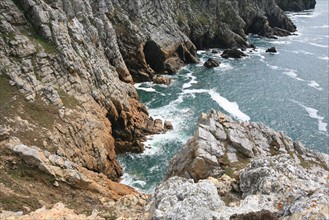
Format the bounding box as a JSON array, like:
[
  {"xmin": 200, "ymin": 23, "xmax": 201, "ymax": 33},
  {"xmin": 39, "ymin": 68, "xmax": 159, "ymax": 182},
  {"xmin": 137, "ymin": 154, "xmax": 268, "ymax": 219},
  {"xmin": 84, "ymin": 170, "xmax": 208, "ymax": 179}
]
[
  {"xmin": 275, "ymin": 0, "xmax": 316, "ymax": 11},
  {"xmin": 146, "ymin": 110, "xmax": 329, "ymax": 219},
  {"xmin": 204, "ymin": 58, "xmax": 220, "ymax": 68},
  {"xmin": 144, "ymin": 176, "xmax": 225, "ymax": 220},
  {"xmin": 0, "ymin": 0, "xmax": 168, "ymax": 215},
  {"xmin": 221, "ymin": 48, "xmax": 247, "ymax": 58},
  {"xmin": 266, "ymin": 47, "xmax": 278, "ymax": 53}
]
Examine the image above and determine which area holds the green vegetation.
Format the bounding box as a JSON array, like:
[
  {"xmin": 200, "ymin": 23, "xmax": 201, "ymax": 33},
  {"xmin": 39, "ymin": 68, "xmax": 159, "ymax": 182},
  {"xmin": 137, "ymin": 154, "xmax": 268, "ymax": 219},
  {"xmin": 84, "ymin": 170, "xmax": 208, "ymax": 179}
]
[
  {"xmin": 24, "ymin": 96, "xmax": 58, "ymax": 129},
  {"xmin": 0, "ymin": 74, "xmax": 59, "ymax": 148},
  {"xmin": 113, "ymin": 23, "xmax": 129, "ymax": 36},
  {"xmin": 28, "ymin": 33, "xmax": 57, "ymax": 54},
  {"xmin": 177, "ymin": 14, "xmax": 187, "ymax": 26},
  {"xmin": 57, "ymin": 89, "xmax": 80, "ymax": 109},
  {"xmin": 0, "ymin": 74, "xmax": 21, "ymax": 125},
  {"xmin": 197, "ymin": 14, "xmax": 210, "ymax": 26}
]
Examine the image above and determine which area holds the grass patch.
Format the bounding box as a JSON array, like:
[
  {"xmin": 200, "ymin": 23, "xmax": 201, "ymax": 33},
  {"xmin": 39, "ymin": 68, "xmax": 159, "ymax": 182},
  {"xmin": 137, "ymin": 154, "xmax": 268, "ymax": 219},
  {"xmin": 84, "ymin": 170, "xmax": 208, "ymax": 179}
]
[
  {"xmin": 29, "ymin": 33, "xmax": 57, "ymax": 54},
  {"xmin": 0, "ymin": 193, "xmax": 41, "ymax": 213},
  {"xmin": 113, "ymin": 23, "xmax": 129, "ymax": 36},
  {"xmin": 57, "ymin": 89, "xmax": 80, "ymax": 109},
  {"xmin": 177, "ymin": 14, "xmax": 186, "ymax": 26},
  {"xmin": 0, "ymin": 74, "xmax": 21, "ymax": 125},
  {"xmin": 23, "ymin": 96, "xmax": 58, "ymax": 130},
  {"xmin": 197, "ymin": 14, "xmax": 210, "ymax": 26},
  {"xmin": 0, "ymin": 31, "xmax": 16, "ymax": 43},
  {"xmin": 0, "ymin": 75, "xmax": 58, "ymax": 130},
  {"xmin": 0, "ymin": 74, "xmax": 59, "ymax": 148}
]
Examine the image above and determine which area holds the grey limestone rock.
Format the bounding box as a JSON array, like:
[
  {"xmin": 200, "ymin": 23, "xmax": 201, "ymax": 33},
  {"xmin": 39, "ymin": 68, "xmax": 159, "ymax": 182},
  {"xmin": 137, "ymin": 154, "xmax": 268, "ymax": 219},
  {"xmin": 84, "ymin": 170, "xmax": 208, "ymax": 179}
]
[
  {"xmin": 144, "ymin": 176, "xmax": 224, "ymax": 220},
  {"xmin": 162, "ymin": 110, "xmax": 329, "ymax": 220}
]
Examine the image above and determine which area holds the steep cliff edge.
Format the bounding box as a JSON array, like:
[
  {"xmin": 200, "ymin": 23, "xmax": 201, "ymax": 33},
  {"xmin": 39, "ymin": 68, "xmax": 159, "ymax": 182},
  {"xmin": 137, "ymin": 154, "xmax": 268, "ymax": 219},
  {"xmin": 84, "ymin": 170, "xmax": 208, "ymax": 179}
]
[
  {"xmin": 0, "ymin": 0, "xmax": 165, "ymax": 216},
  {"xmin": 146, "ymin": 110, "xmax": 329, "ymax": 219}
]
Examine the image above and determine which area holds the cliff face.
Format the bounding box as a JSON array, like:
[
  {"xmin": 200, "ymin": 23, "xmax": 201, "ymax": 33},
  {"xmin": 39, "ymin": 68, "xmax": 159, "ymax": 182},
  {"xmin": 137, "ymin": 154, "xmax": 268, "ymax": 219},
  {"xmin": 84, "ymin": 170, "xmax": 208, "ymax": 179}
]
[
  {"xmin": 275, "ymin": 0, "xmax": 316, "ymax": 11},
  {"xmin": 0, "ymin": 0, "xmax": 318, "ymax": 217},
  {"xmin": 111, "ymin": 0, "xmax": 298, "ymax": 82},
  {"xmin": 0, "ymin": 0, "xmax": 164, "ymax": 215}
]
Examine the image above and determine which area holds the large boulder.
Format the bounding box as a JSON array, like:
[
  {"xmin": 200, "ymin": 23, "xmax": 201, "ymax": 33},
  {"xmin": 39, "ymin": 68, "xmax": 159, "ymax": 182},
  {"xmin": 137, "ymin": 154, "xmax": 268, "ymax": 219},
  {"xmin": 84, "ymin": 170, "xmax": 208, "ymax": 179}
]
[
  {"xmin": 161, "ymin": 110, "xmax": 329, "ymax": 220},
  {"xmin": 204, "ymin": 58, "xmax": 220, "ymax": 68},
  {"xmin": 144, "ymin": 177, "xmax": 224, "ymax": 220},
  {"xmin": 266, "ymin": 47, "xmax": 277, "ymax": 53},
  {"xmin": 221, "ymin": 48, "xmax": 247, "ymax": 59}
]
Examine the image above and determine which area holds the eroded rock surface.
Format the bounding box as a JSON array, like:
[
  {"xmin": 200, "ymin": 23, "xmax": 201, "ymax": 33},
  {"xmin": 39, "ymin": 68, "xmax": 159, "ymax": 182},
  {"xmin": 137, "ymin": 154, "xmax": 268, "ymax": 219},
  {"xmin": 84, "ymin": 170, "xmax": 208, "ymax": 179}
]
[{"xmin": 151, "ymin": 110, "xmax": 329, "ymax": 220}]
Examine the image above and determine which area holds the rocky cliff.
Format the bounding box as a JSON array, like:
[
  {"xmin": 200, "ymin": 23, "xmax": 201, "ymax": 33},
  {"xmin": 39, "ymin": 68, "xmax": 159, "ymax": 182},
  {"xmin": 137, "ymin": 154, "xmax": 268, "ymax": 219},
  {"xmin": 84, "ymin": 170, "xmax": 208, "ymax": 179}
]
[
  {"xmin": 275, "ymin": 0, "xmax": 316, "ymax": 11},
  {"xmin": 0, "ymin": 0, "xmax": 319, "ymax": 218},
  {"xmin": 111, "ymin": 0, "xmax": 299, "ymax": 82},
  {"xmin": 146, "ymin": 110, "xmax": 329, "ymax": 219}
]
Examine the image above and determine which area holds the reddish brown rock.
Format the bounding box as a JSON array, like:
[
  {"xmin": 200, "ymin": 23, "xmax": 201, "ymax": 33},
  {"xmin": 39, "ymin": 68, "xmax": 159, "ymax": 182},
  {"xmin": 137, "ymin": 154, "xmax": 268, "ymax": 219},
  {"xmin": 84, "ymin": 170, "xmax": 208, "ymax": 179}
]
[{"xmin": 153, "ymin": 75, "xmax": 172, "ymax": 85}]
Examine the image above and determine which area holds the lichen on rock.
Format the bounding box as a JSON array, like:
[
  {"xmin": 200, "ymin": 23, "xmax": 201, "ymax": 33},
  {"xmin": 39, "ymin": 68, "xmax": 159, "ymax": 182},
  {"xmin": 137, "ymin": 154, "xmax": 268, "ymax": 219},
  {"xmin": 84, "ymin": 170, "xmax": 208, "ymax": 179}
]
[{"xmin": 155, "ymin": 110, "xmax": 329, "ymax": 220}]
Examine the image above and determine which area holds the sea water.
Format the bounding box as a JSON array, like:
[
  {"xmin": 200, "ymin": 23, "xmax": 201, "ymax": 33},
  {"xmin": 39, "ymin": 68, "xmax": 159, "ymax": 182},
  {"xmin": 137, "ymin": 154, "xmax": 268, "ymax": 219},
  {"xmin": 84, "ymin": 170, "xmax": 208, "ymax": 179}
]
[{"xmin": 118, "ymin": 0, "xmax": 329, "ymax": 193}]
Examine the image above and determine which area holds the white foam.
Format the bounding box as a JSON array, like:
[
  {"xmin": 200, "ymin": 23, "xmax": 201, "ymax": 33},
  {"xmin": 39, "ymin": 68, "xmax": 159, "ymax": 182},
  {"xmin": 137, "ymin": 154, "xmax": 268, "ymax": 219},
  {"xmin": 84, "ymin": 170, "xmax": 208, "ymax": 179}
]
[
  {"xmin": 197, "ymin": 50, "xmax": 207, "ymax": 55},
  {"xmin": 283, "ymin": 69, "xmax": 305, "ymax": 81},
  {"xmin": 182, "ymin": 72, "xmax": 198, "ymax": 89},
  {"xmin": 134, "ymin": 83, "xmax": 157, "ymax": 92},
  {"xmin": 290, "ymin": 50, "xmax": 314, "ymax": 55},
  {"xmin": 136, "ymin": 87, "xmax": 157, "ymax": 92},
  {"xmin": 119, "ymin": 172, "xmax": 144, "ymax": 191},
  {"xmin": 266, "ymin": 64, "xmax": 279, "ymax": 70},
  {"xmin": 319, "ymin": 56, "xmax": 329, "ymax": 61},
  {"xmin": 208, "ymin": 90, "xmax": 250, "ymax": 121},
  {"xmin": 289, "ymin": 11, "xmax": 320, "ymax": 19},
  {"xmin": 271, "ymin": 40, "xmax": 292, "ymax": 45},
  {"xmin": 135, "ymin": 82, "xmax": 167, "ymax": 96},
  {"xmin": 214, "ymin": 63, "xmax": 233, "ymax": 71},
  {"xmin": 196, "ymin": 57, "xmax": 208, "ymax": 67},
  {"xmin": 291, "ymin": 100, "xmax": 328, "ymax": 132},
  {"xmin": 307, "ymin": 81, "xmax": 323, "ymax": 91},
  {"xmin": 182, "ymin": 89, "xmax": 250, "ymax": 121},
  {"xmin": 312, "ymin": 25, "xmax": 329, "ymax": 29},
  {"xmin": 309, "ymin": 43, "xmax": 329, "ymax": 48}
]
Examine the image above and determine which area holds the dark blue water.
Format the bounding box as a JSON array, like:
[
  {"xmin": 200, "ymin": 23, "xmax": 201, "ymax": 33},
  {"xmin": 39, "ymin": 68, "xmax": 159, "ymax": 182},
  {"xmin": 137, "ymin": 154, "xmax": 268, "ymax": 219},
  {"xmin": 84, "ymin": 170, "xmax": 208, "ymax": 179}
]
[{"xmin": 119, "ymin": 0, "xmax": 329, "ymax": 193}]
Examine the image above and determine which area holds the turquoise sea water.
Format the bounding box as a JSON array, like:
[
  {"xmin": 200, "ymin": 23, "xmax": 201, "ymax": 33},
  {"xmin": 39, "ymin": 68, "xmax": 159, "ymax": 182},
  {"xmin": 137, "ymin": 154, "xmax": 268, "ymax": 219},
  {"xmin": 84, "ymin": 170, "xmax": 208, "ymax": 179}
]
[{"xmin": 118, "ymin": 0, "xmax": 329, "ymax": 193}]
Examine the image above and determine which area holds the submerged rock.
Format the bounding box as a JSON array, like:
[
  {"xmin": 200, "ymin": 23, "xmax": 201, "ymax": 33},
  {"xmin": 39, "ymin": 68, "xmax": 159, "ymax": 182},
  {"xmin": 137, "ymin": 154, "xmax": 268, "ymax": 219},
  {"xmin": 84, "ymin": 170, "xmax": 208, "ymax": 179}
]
[
  {"xmin": 221, "ymin": 48, "xmax": 247, "ymax": 59},
  {"xmin": 204, "ymin": 58, "xmax": 220, "ymax": 68},
  {"xmin": 266, "ymin": 47, "xmax": 277, "ymax": 53}
]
